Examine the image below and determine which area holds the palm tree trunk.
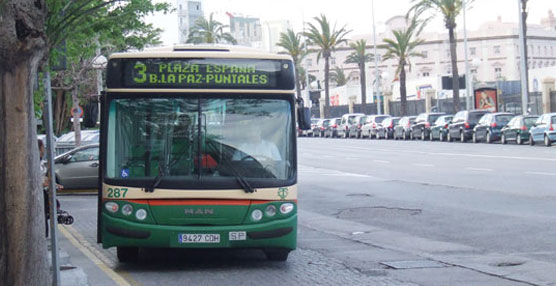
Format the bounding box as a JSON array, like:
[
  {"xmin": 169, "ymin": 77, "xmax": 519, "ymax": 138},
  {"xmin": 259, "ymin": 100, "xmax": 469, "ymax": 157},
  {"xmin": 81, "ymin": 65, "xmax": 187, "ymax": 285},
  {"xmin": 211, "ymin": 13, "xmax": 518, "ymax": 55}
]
[
  {"xmin": 400, "ymin": 64, "xmax": 407, "ymax": 116},
  {"xmin": 324, "ymin": 56, "xmax": 330, "ymax": 118},
  {"xmin": 360, "ymin": 63, "xmax": 366, "ymax": 112},
  {"xmin": 295, "ymin": 69, "xmax": 302, "ymax": 101},
  {"xmin": 449, "ymin": 26, "xmax": 461, "ymax": 113}
]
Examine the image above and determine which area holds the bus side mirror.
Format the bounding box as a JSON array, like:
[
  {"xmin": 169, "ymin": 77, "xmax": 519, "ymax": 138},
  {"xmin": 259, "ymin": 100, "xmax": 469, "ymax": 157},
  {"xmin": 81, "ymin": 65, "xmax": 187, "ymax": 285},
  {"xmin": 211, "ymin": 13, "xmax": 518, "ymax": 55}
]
[{"xmin": 297, "ymin": 98, "xmax": 311, "ymax": 130}]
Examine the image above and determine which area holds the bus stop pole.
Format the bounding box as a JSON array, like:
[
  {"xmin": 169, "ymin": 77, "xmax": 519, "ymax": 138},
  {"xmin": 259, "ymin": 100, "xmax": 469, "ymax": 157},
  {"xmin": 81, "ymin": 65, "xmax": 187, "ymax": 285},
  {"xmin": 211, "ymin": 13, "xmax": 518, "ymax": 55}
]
[{"xmin": 44, "ymin": 70, "xmax": 61, "ymax": 286}]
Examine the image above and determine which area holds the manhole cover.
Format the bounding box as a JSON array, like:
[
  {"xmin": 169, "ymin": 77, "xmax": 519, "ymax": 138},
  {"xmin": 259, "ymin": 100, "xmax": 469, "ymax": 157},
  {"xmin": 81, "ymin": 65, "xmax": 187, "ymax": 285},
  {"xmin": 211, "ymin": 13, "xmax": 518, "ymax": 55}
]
[{"xmin": 380, "ymin": 260, "xmax": 447, "ymax": 269}]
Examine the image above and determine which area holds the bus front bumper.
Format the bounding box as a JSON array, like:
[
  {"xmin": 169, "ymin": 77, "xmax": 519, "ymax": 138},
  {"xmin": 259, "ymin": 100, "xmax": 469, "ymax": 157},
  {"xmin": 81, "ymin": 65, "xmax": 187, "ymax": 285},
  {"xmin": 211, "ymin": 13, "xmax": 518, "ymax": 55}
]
[{"xmin": 101, "ymin": 213, "xmax": 297, "ymax": 250}]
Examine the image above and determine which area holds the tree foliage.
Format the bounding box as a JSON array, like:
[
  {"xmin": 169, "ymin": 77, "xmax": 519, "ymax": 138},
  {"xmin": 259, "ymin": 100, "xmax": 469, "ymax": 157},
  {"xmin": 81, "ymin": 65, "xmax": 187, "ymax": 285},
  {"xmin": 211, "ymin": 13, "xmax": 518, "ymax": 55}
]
[
  {"xmin": 186, "ymin": 13, "xmax": 237, "ymax": 44},
  {"xmin": 304, "ymin": 14, "xmax": 351, "ymax": 117},
  {"xmin": 383, "ymin": 17, "xmax": 425, "ymax": 116},
  {"xmin": 330, "ymin": 67, "xmax": 348, "ymax": 87},
  {"xmin": 345, "ymin": 39, "xmax": 373, "ymax": 107},
  {"xmin": 408, "ymin": 0, "xmax": 473, "ymax": 112},
  {"xmin": 277, "ymin": 29, "xmax": 308, "ymax": 99}
]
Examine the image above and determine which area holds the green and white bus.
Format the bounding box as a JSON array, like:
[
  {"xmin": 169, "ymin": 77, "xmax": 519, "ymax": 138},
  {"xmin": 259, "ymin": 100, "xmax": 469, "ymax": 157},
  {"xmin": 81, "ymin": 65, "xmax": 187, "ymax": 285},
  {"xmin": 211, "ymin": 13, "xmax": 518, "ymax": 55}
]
[{"xmin": 97, "ymin": 45, "xmax": 309, "ymax": 262}]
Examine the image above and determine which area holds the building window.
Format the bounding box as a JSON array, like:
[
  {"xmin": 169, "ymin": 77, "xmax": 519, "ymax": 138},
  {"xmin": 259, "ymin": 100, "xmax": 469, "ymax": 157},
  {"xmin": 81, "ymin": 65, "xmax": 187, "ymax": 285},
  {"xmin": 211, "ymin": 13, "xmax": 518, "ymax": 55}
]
[
  {"xmin": 538, "ymin": 46, "xmax": 541, "ymax": 55},
  {"xmin": 495, "ymin": 67, "xmax": 502, "ymax": 78},
  {"xmin": 422, "ymin": 51, "xmax": 428, "ymax": 59},
  {"xmin": 331, "ymin": 57, "xmax": 336, "ymax": 65},
  {"xmin": 493, "ymin": 45, "xmax": 501, "ymax": 55},
  {"xmin": 551, "ymin": 46, "xmax": 554, "ymax": 56},
  {"xmin": 422, "ymin": 72, "xmax": 430, "ymax": 77},
  {"xmin": 471, "ymin": 69, "xmax": 478, "ymax": 74},
  {"xmin": 545, "ymin": 46, "xmax": 548, "ymax": 55},
  {"xmin": 446, "ymin": 49, "xmax": 450, "ymax": 57},
  {"xmin": 196, "ymin": 5, "xmax": 200, "ymax": 10},
  {"xmin": 179, "ymin": 4, "xmax": 182, "ymax": 11},
  {"xmin": 470, "ymin": 47, "xmax": 476, "ymax": 56}
]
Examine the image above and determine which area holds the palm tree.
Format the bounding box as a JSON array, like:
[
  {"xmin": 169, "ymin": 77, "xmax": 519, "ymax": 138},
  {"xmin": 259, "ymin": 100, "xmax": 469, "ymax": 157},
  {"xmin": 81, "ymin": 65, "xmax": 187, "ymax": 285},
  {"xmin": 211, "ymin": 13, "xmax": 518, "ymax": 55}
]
[
  {"xmin": 186, "ymin": 13, "xmax": 237, "ymax": 44},
  {"xmin": 409, "ymin": 0, "xmax": 473, "ymax": 113},
  {"xmin": 345, "ymin": 39, "xmax": 373, "ymax": 110},
  {"xmin": 304, "ymin": 14, "xmax": 351, "ymax": 117},
  {"xmin": 382, "ymin": 17, "xmax": 425, "ymax": 116},
  {"xmin": 277, "ymin": 29, "xmax": 308, "ymax": 100},
  {"xmin": 330, "ymin": 67, "xmax": 348, "ymax": 87}
]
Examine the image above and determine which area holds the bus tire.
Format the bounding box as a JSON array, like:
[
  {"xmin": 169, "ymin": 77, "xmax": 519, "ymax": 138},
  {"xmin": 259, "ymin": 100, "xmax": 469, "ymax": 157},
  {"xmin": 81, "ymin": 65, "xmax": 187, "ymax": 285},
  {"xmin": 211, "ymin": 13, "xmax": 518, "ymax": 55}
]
[
  {"xmin": 264, "ymin": 248, "xmax": 290, "ymax": 261},
  {"xmin": 117, "ymin": 247, "xmax": 139, "ymax": 263}
]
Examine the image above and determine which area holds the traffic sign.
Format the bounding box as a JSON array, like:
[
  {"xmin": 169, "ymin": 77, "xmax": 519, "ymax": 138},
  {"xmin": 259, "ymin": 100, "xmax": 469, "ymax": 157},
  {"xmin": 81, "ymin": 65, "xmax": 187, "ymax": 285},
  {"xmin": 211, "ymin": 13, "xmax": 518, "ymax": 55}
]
[{"xmin": 71, "ymin": 106, "xmax": 83, "ymax": 117}]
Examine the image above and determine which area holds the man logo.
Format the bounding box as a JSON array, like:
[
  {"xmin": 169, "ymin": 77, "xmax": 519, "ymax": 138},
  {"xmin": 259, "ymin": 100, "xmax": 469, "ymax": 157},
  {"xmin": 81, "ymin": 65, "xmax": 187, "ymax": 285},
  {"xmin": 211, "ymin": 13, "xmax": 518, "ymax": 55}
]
[
  {"xmin": 184, "ymin": 208, "xmax": 215, "ymax": 215},
  {"xmin": 278, "ymin": 187, "xmax": 288, "ymax": 200}
]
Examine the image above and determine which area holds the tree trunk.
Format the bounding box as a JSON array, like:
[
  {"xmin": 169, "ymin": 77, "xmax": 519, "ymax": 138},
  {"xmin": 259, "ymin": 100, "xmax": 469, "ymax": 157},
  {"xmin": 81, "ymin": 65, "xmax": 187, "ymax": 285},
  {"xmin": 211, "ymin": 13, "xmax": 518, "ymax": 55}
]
[
  {"xmin": 324, "ymin": 56, "xmax": 330, "ymax": 118},
  {"xmin": 360, "ymin": 63, "xmax": 366, "ymax": 112},
  {"xmin": 448, "ymin": 26, "xmax": 461, "ymax": 113},
  {"xmin": 400, "ymin": 64, "xmax": 407, "ymax": 116},
  {"xmin": 71, "ymin": 87, "xmax": 82, "ymax": 146},
  {"xmin": 0, "ymin": 2, "xmax": 49, "ymax": 284}
]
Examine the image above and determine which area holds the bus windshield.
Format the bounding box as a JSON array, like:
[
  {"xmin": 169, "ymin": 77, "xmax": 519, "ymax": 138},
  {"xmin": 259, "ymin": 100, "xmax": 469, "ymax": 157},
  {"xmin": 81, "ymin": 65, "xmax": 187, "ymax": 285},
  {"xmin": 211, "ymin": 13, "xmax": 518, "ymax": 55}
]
[{"xmin": 106, "ymin": 97, "xmax": 294, "ymax": 186}]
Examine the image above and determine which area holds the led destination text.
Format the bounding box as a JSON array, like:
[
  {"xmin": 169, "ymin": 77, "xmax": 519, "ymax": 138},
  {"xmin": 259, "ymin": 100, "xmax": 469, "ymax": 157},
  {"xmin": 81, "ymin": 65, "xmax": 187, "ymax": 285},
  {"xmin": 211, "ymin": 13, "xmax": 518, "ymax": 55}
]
[{"xmin": 131, "ymin": 61, "xmax": 270, "ymax": 87}]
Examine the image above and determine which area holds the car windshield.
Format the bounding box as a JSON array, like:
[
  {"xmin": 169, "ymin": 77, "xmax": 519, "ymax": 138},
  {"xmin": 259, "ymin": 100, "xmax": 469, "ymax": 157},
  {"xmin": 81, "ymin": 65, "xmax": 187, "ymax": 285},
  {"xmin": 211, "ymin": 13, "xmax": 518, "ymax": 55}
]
[
  {"xmin": 429, "ymin": 114, "xmax": 442, "ymax": 123},
  {"xmin": 552, "ymin": 116, "xmax": 556, "ymax": 124},
  {"xmin": 522, "ymin": 117, "xmax": 537, "ymax": 127},
  {"xmin": 106, "ymin": 97, "xmax": 294, "ymax": 182},
  {"xmin": 375, "ymin": 116, "xmax": 389, "ymax": 123},
  {"xmin": 495, "ymin": 115, "xmax": 514, "ymax": 124},
  {"xmin": 469, "ymin": 112, "xmax": 488, "ymax": 124}
]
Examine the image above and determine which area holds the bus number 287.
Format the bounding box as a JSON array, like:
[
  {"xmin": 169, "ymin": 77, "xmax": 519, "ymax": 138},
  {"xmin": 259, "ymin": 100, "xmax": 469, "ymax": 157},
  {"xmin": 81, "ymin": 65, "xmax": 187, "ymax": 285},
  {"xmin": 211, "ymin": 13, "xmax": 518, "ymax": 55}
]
[{"xmin": 107, "ymin": 188, "xmax": 128, "ymax": 198}]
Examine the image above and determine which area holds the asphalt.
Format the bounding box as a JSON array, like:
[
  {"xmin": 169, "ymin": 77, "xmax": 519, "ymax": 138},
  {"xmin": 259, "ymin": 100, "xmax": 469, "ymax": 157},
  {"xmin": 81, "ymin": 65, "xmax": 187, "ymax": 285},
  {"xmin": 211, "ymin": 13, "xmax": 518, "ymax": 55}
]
[{"xmin": 51, "ymin": 136, "xmax": 556, "ymax": 285}]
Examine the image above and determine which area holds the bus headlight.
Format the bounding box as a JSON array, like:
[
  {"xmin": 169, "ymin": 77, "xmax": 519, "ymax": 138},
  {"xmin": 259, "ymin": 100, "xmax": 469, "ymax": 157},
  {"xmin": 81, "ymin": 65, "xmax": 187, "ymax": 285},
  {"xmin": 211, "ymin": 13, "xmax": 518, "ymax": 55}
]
[
  {"xmin": 105, "ymin": 202, "xmax": 119, "ymax": 213},
  {"xmin": 251, "ymin": 209, "xmax": 263, "ymax": 221},
  {"xmin": 121, "ymin": 204, "xmax": 133, "ymax": 216},
  {"xmin": 135, "ymin": 209, "xmax": 147, "ymax": 220},
  {"xmin": 265, "ymin": 205, "xmax": 276, "ymax": 217},
  {"xmin": 280, "ymin": 203, "xmax": 294, "ymax": 214}
]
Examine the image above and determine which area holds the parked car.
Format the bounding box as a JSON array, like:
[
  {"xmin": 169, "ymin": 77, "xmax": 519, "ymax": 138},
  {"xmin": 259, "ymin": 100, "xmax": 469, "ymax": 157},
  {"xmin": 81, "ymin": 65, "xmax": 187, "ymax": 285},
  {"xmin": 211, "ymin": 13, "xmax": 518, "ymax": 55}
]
[
  {"xmin": 361, "ymin": 115, "xmax": 391, "ymax": 139},
  {"xmin": 56, "ymin": 129, "xmax": 100, "ymax": 155},
  {"xmin": 447, "ymin": 110, "xmax": 490, "ymax": 142},
  {"xmin": 500, "ymin": 115, "xmax": 538, "ymax": 145},
  {"xmin": 313, "ymin": 119, "xmax": 330, "ymax": 137},
  {"xmin": 430, "ymin": 115, "xmax": 453, "ymax": 141},
  {"xmin": 529, "ymin": 113, "xmax": 556, "ymax": 147},
  {"xmin": 304, "ymin": 118, "xmax": 319, "ymax": 137},
  {"xmin": 324, "ymin": 118, "xmax": 342, "ymax": 138},
  {"xmin": 376, "ymin": 117, "xmax": 400, "ymax": 139},
  {"xmin": 348, "ymin": 115, "xmax": 367, "ymax": 138},
  {"xmin": 472, "ymin": 112, "xmax": 514, "ymax": 143},
  {"xmin": 393, "ymin": 116, "xmax": 417, "ymax": 140},
  {"xmin": 338, "ymin": 113, "xmax": 365, "ymax": 138},
  {"xmin": 54, "ymin": 144, "xmax": 99, "ymax": 189},
  {"xmin": 411, "ymin": 112, "xmax": 446, "ymax": 141}
]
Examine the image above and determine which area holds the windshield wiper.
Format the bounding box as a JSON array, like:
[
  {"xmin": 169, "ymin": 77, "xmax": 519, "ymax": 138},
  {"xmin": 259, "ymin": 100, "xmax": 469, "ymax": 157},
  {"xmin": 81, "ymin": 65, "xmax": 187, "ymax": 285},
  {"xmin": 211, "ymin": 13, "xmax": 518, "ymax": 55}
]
[{"xmin": 144, "ymin": 164, "xmax": 167, "ymax": 193}]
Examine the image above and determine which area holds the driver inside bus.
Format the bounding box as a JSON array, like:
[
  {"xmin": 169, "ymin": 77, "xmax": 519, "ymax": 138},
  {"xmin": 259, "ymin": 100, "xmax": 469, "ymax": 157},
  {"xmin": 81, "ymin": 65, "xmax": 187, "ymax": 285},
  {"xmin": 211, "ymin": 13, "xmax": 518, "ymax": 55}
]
[{"xmin": 232, "ymin": 128, "xmax": 281, "ymax": 162}]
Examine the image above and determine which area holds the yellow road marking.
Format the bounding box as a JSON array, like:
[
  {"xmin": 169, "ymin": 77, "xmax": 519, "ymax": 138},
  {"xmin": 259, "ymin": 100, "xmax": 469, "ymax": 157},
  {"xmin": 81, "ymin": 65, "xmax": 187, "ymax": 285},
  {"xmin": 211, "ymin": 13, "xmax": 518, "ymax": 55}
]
[{"xmin": 58, "ymin": 225, "xmax": 137, "ymax": 286}]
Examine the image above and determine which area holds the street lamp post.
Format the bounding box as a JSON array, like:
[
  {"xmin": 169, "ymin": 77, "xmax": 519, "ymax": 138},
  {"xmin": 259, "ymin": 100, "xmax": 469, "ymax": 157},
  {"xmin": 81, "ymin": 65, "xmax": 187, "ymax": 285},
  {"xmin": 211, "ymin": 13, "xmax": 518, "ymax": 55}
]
[
  {"xmin": 371, "ymin": 0, "xmax": 382, "ymax": 115},
  {"xmin": 517, "ymin": 0, "xmax": 529, "ymax": 114},
  {"xmin": 92, "ymin": 53, "xmax": 107, "ymax": 123},
  {"xmin": 463, "ymin": 0, "xmax": 472, "ymax": 111}
]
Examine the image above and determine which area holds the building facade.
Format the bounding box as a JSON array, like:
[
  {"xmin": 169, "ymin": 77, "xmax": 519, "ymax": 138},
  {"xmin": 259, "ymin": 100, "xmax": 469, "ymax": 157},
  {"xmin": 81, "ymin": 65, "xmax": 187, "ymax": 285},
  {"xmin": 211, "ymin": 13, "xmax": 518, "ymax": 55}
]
[
  {"xmin": 303, "ymin": 12, "xmax": 556, "ymax": 104},
  {"xmin": 227, "ymin": 13, "xmax": 263, "ymax": 49},
  {"xmin": 177, "ymin": 0, "xmax": 204, "ymax": 44}
]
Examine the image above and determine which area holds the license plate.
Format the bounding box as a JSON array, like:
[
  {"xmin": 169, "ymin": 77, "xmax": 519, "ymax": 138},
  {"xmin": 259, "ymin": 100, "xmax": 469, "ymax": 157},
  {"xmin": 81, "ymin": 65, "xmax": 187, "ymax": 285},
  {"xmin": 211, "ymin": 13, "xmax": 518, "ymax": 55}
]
[{"xmin": 178, "ymin": 234, "xmax": 220, "ymax": 243}]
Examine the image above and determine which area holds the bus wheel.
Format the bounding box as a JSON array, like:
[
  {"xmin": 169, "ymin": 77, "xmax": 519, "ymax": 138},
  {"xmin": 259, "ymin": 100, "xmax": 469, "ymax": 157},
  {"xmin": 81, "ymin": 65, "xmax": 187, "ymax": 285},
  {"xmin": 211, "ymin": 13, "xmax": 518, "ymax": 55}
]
[
  {"xmin": 264, "ymin": 248, "xmax": 290, "ymax": 261},
  {"xmin": 117, "ymin": 247, "xmax": 139, "ymax": 263}
]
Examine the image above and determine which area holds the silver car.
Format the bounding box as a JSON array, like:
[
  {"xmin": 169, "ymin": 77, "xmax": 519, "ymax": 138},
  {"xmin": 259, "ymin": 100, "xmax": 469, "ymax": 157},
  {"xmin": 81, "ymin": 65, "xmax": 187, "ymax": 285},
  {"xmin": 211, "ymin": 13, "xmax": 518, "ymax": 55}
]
[
  {"xmin": 55, "ymin": 144, "xmax": 99, "ymax": 189},
  {"xmin": 55, "ymin": 130, "xmax": 100, "ymax": 155}
]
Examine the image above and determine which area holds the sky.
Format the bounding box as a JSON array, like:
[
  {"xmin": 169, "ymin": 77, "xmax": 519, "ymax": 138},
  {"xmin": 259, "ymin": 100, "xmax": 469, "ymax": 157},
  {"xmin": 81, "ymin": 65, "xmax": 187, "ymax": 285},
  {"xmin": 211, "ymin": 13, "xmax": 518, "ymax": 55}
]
[{"xmin": 147, "ymin": 0, "xmax": 556, "ymax": 45}]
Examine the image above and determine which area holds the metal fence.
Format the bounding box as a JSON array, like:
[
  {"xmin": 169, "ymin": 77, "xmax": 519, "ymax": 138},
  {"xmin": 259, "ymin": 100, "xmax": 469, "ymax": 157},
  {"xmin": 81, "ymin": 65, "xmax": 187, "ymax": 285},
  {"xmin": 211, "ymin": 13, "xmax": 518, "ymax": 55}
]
[{"xmin": 499, "ymin": 92, "xmax": 543, "ymax": 115}]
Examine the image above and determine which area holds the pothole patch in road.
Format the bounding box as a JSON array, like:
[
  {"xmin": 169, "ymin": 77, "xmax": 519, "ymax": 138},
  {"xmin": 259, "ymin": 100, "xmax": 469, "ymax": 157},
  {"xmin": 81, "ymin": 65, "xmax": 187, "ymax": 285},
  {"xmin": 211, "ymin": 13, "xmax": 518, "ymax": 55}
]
[
  {"xmin": 335, "ymin": 206, "xmax": 422, "ymax": 219},
  {"xmin": 492, "ymin": 261, "xmax": 526, "ymax": 267},
  {"xmin": 380, "ymin": 259, "xmax": 448, "ymax": 269}
]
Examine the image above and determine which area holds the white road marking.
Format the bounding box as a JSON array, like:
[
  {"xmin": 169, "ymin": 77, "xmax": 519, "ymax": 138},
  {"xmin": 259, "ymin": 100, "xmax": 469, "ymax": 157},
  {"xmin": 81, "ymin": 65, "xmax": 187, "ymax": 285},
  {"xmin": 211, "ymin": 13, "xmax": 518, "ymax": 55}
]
[
  {"xmin": 413, "ymin": 163, "xmax": 435, "ymax": 167},
  {"xmin": 325, "ymin": 145, "xmax": 556, "ymax": 162},
  {"xmin": 298, "ymin": 165, "xmax": 376, "ymax": 178},
  {"xmin": 524, "ymin": 171, "xmax": 556, "ymax": 176},
  {"xmin": 465, "ymin": 167, "xmax": 493, "ymax": 172},
  {"xmin": 373, "ymin": 160, "xmax": 390, "ymax": 163}
]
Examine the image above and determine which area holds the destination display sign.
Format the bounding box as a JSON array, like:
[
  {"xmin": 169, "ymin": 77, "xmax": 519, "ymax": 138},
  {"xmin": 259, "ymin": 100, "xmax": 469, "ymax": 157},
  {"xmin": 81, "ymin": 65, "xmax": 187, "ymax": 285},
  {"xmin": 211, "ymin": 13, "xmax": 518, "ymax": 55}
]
[{"xmin": 107, "ymin": 58, "xmax": 295, "ymax": 90}]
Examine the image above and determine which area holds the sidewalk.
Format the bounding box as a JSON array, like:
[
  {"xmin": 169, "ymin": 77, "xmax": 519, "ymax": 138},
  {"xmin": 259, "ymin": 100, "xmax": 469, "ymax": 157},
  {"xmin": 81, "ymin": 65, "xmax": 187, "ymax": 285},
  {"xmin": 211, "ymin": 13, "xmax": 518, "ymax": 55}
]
[{"xmin": 52, "ymin": 224, "xmax": 127, "ymax": 286}]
